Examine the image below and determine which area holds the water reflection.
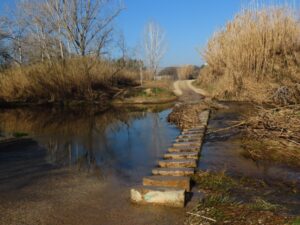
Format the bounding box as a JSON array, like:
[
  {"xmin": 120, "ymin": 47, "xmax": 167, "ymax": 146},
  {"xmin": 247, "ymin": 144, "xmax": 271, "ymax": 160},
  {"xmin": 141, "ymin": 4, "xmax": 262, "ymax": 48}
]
[
  {"xmin": 0, "ymin": 105, "xmax": 180, "ymax": 190},
  {"xmin": 199, "ymin": 102, "xmax": 300, "ymax": 186}
]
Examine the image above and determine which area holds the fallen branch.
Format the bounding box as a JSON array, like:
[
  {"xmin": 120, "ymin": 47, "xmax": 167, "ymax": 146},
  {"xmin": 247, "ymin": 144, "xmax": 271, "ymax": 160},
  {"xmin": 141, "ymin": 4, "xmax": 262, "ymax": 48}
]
[
  {"xmin": 207, "ymin": 121, "xmax": 246, "ymax": 134},
  {"xmin": 186, "ymin": 212, "xmax": 217, "ymax": 223}
]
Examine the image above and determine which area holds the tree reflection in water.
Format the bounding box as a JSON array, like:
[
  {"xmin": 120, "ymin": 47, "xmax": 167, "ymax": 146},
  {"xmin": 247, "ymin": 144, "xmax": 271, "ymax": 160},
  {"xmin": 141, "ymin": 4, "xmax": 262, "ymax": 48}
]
[{"xmin": 0, "ymin": 104, "xmax": 179, "ymax": 182}]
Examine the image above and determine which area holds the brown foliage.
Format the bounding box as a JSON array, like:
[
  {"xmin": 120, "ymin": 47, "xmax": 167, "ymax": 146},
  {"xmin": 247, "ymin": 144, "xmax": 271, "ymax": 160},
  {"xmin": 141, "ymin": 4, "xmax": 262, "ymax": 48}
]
[
  {"xmin": 198, "ymin": 6, "xmax": 300, "ymax": 103},
  {"xmin": 243, "ymin": 104, "xmax": 300, "ymax": 166},
  {"xmin": 0, "ymin": 58, "xmax": 138, "ymax": 103}
]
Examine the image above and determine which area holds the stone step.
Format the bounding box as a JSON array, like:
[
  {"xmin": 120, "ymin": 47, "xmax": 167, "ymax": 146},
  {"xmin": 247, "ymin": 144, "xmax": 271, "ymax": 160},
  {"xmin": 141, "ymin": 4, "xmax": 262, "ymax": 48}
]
[
  {"xmin": 175, "ymin": 137, "xmax": 202, "ymax": 143},
  {"xmin": 152, "ymin": 167, "xmax": 194, "ymax": 176},
  {"xmin": 168, "ymin": 146, "xmax": 199, "ymax": 153},
  {"xmin": 182, "ymin": 130, "xmax": 204, "ymax": 135},
  {"xmin": 131, "ymin": 186, "xmax": 185, "ymax": 208},
  {"xmin": 173, "ymin": 142, "xmax": 201, "ymax": 148},
  {"xmin": 183, "ymin": 127, "xmax": 205, "ymax": 132},
  {"xmin": 143, "ymin": 176, "xmax": 191, "ymax": 191},
  {"xmin": 178, "ymin": 134, "xmax": 203, "ymax": 139},
  {"xmin": 199, "ymin": 110, "xmax": 210, "ymax": 125},
  {"xmin": 164, "ymin": 152, "xmax": 199, "ymax": 160},
  {"xmin": 158, "ymin": 159, "xmax": 197, "ymax": 168}
]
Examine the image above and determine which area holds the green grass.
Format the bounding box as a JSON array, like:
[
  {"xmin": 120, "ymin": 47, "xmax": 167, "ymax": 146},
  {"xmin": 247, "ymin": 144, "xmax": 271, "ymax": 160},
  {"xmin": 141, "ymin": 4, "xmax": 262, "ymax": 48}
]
[
  {"xmin": 249, "ymin": 198, "xmax": 279, "ymax": 212},
  {"xmin": 202, "ymin": 194, "xmax": 235, "ymax": 207},
  {"xmin": 192, "ymin": 171, "xmax": 237, "ymax": 192},
  {"xmin": 13, "ymin": 132, "xmax": 28, "ymax": 138},
  {"xmin": 290, "ymin": 218, "xmax": 300, "ymax": 225}
]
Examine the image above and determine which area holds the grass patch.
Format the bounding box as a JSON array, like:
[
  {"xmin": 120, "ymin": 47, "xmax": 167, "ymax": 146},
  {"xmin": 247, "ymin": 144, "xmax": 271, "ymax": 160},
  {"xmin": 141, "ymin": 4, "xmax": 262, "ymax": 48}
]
[
  {"xmin": 290, "ymin": 218, "xmax": 300, "ymax": 225},
  {"xmin": 192, "ymin": 171, "xmax": 237, "ymax": 193},
  {"xmin": 249, "ymin": 198, "xmax": 279, "ymax": 212},
  {"xmin": 202, "ymin": 193, "xmax": 236, "ymax": 207},
  {"xmin": 12, "ymin": 132, "xmax": 28, "ymax": 138}
]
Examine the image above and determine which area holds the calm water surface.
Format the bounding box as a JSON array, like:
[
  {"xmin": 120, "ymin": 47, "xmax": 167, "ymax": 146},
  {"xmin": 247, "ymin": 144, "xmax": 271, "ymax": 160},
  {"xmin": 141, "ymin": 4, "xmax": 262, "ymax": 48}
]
[{"xmin": 0, "ymin": 105, "xmax": 180, "ymax": 191}]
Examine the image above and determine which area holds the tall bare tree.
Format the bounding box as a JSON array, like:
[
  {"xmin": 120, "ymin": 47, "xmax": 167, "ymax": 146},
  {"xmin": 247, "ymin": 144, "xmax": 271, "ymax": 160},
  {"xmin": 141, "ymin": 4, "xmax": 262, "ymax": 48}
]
[
  {"xmin": 44, "ymin": 0, "xmax": 123, "ymax": 57},
  {"xmin": 143, "ymin": 21, "xmax": 167, "ymax": 80}
]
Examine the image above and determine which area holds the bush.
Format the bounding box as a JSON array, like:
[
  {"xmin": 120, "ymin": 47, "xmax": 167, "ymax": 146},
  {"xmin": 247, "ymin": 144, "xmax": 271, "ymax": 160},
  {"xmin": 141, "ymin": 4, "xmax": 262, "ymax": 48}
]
[{"xmin": 198, "ymin": 6, "xmax": 300, "ymax": 103}]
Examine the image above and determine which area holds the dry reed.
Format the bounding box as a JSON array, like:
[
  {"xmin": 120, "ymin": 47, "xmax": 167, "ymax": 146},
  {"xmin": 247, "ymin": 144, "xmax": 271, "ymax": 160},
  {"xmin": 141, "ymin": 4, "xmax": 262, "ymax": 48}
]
[
  {"xmin": 198, "ymin": 6, "xmax": 300, "ymax": 103},
  {"xmin": 0, "ymin": 58, "xmax": 138, "ymax": 104}
]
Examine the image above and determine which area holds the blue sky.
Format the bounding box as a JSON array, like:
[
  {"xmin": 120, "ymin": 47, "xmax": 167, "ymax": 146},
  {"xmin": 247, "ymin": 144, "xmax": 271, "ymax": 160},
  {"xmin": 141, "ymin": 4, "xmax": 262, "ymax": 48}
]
[
  {"xmin": 1, "ymin": 0, "xmax": 299, "ymax": 67},
  {"xmin": 117, "ymin": 0, "xmax": 242, "ymax": 66}
]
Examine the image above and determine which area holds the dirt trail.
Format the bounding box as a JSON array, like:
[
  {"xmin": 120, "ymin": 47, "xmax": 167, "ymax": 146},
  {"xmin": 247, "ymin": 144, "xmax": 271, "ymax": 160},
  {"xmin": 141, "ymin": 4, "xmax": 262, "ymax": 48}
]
[{"xmin": 173, "ymin": 80, "xmax": 209, "ymax": 103}]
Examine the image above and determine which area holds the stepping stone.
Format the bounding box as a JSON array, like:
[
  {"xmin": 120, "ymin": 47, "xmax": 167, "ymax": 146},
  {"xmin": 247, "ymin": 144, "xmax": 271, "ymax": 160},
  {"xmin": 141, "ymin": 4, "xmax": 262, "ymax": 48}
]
[
  {"xmin": 152, "ymin": 167, "xmax": 194, "ymax": 176},
  {"xmin": 143, "ymin": 176, "xmax": 191, "ymax": 191},
  {"xmin": 168, "ymin": 147, "xmax": 199, "ymax": 153},
  {"xmin": 182, "ymin": 130, "xmax": 204, "ymax": 135},
  {"xmin": 176, "ymin": 137, "xmax": 202, "ymax": 143},
  {"xmin": 131, "ymin": 186, "xmax": 185, "ymax": 208},
  {"xmin": 199, "ymin": 110, "xmax": 210, "ymax": 125},
  {"xmin": 183, "ymin": 127, "xmax": 205, "ymax": 132},
  {"xmin": 164, "ymin": 152, "xmax": 198, "ymax": 160},
  {"xmin": 173, "ymin": 142, "xmax": 201, "ymax": 147},
  {"xmin": 158, "ymin": 159, "xmax": 197, "ymax": 168},
  {"xmin": 178, "ymin": 134, "xmax": 203, "ymax": 139}
]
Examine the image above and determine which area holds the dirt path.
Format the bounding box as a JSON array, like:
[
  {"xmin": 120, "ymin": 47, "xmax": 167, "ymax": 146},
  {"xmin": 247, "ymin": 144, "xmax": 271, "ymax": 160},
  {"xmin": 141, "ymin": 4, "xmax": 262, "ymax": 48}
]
[{"xmin": 173, "ymin": 80, "xmax": 209, "ymax": 103}]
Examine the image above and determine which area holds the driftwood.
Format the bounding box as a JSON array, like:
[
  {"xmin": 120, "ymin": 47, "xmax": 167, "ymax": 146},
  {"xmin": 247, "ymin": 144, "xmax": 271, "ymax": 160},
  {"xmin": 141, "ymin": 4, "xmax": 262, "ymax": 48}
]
[
  {"xmin": 246, "ymin": 104, "xmax": 300, "ymax": 146},
  {"xmin": 186, "ymin": 212, "xmax": 217, "ymax": 223},
  {"xmin": 207, "ymin": 121, "xmax": 246, "ymax": 134}
]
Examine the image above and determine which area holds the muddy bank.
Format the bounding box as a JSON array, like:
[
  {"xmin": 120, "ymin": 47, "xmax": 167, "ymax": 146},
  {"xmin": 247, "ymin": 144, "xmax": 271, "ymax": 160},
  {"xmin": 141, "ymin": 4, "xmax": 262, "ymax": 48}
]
[
  {"xmin": 184, "ymin": 102, "xmax": 300, "ymax": 224},
  {"xmin": 168, "ymin": 101, "xmax": 300, "ymax": 224}
]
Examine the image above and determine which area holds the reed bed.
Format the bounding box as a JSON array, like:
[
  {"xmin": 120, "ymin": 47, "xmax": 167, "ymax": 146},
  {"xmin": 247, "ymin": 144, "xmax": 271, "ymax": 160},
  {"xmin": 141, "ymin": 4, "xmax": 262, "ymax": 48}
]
[
  {"xmin": 0, "ymin": 58, "xmax": 138, "ymax": 104},
  {"xmin": 198, "ymin": 6, "xmax": 300, "ymax": 103}
]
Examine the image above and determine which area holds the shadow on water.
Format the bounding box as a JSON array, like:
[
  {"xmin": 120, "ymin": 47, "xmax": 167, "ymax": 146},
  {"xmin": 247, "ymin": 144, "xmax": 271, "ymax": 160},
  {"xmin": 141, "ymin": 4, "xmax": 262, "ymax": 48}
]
[
  {"xmin": 199, "ymin": 102, "xmax": 300, "ymax": 185},
  {"xmin": 0, "ymin": 104, "xmax": 180, "ymax": 191}
]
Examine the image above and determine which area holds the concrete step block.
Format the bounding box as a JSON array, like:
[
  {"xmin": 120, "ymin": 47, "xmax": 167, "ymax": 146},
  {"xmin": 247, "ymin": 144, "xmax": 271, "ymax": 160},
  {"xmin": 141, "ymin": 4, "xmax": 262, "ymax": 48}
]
[
  {"xmin": 173, "ymin": 142, "xmax": 201, "ymax": 148},
  {"xmin": 158, "ymin": 159, "xmax": 197, "ymax": 168},
  {"xmin": 178, "ymin": 134, "xmax": 204, "ymax": 139},
  {"xmin": 131, "ymin": 186, "xmax": 185, "ymax": 208},
  {"xmin": 183, "ymin": 127, "xmax": 205, "ymax": 132},
  {"xmin": 175, "ymin": 137, "xmax": 203, "ymax": 143},
  {"xmin": 182, "ymin": 130, "xmax": 204, "ymax": 135},
  {"xmin": 152, "ymin": 167, "xmax": 194, "ymax": 176},
  {"xmin": 168, "ymin": 147, "xmax": 199, "ymax": 153},
  {"xmin": 199, "ymin": 110, "xmax": 210, "ymax": 125},
  {"xmin": 143, "ymin": 176, "xmax": 191, "ymax": 191},
  {"xmin": 164, "ymin": 152, "xmax": 199, "ymax": 160}
]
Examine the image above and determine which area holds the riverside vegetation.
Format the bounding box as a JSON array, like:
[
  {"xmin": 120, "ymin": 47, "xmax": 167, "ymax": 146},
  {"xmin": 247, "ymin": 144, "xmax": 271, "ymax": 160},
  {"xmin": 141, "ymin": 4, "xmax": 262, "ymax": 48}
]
[
  {"xmin": 0, "ymin": 0, "xmax": 175, "ymax": 107},
  {"xmin": 188, "ymin": 4, "xmax": 300, "ymax": 225},
  {"xmin": 196, "ymin": 5, "xmax": 300, "ymax": 166}
]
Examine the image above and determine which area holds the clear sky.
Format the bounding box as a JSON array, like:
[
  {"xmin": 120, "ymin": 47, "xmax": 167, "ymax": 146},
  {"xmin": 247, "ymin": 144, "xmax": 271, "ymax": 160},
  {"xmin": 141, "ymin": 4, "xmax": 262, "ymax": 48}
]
[
  {"xmin": 0, "ymin": 0, "xmax": 299, "ymax": 67},
  {"xmin": 117, "ymin": 0, "xmax": 242, "ymax": 67}
]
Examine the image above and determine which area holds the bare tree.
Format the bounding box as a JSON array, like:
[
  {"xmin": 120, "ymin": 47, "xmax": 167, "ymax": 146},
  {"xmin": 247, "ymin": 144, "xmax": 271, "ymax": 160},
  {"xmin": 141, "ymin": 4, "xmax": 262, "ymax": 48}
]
[
  {"xmin": 143, "ymin": 21, "xmax": 167, "ymax": 80},
  {"xmin": 44, "ymin": 0, "xmax": 124, "ymax": 57},
  {"xmin": 3, "ymin": 0, "xmax": 124, "ymax": 64}
]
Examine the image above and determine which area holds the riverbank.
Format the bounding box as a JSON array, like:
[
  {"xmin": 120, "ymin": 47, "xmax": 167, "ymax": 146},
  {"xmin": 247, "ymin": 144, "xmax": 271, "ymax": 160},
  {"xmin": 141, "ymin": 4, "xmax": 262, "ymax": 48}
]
[
  {"xmin": 112, "ymin": 81, "xmax": 177, "ymax": 105},
  {"xmin": 167, "ymin": 100, "xmax": 300, "ymax": 224}
]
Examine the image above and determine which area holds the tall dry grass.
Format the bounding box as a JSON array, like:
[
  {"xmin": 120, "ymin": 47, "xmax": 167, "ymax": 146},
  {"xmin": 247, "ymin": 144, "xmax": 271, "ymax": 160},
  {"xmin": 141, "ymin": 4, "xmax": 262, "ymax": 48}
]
[
  {"xmin": 198, "ymin": 6, "xmax": 300, "ymax": 103},
  {"xmin": 0, "ymin": 58, "xmax": 138, "ymax": 103}
]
